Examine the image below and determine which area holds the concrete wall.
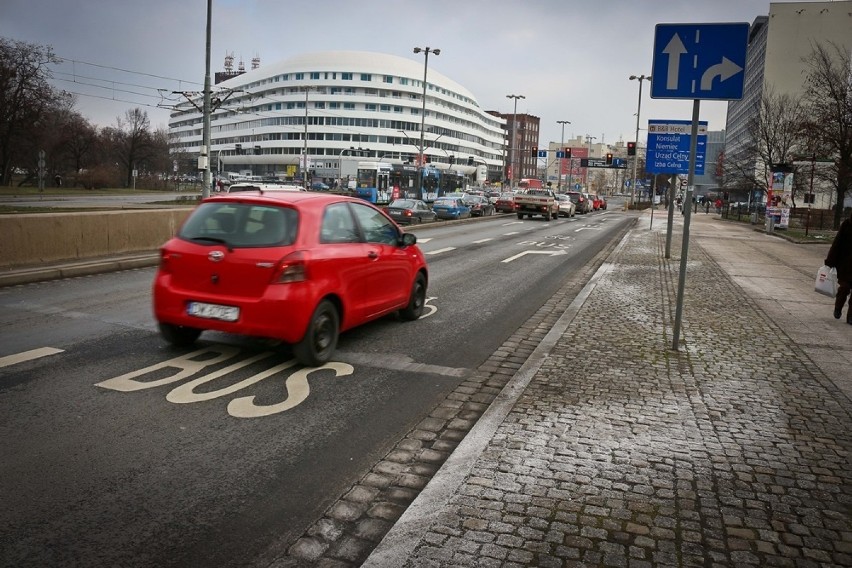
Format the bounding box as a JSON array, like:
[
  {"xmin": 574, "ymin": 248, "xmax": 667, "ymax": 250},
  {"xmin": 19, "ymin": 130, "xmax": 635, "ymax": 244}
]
[{"xmin": 0, "ymin": 209, "xmax": 192, "ymax": 269}]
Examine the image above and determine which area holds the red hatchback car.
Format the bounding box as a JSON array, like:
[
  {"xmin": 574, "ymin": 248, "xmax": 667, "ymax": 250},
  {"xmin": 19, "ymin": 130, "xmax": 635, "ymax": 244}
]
[{"xmin": 153, "ymin": 191, "xmax": 428, "ymax": 366}]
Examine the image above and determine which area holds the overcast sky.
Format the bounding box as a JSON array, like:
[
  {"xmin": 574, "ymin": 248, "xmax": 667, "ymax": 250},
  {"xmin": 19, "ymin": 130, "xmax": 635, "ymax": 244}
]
[{"xmin": 2, "ymin": 0, "xmax": 785, "ymax": 147}]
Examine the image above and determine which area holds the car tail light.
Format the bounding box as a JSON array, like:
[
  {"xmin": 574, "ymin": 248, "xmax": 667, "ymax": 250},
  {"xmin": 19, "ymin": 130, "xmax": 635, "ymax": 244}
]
[
  {"xmin": 158, "ymin": 249, "xmax": 178, "ymax": 273},
  {"xmin": 273, "ymin": 251, "xmax": 309, "ymax": 284},
  {"xmin": 404, "ymin": 210, "xmax": 412, "ymax": 217}
]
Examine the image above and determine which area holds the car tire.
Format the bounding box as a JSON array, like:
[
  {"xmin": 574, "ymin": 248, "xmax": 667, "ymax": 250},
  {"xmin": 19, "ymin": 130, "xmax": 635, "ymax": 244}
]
[
  {"xmin": 292, "ymin": 300, "xmax": 339, "ymax": 367},
  {"xmin": 399, "ymin": 273, "xmax": 427, "ymax": 321},
  {"xmin": 158, "ymin": 322, "xmax": 202, "ymax": 347}
]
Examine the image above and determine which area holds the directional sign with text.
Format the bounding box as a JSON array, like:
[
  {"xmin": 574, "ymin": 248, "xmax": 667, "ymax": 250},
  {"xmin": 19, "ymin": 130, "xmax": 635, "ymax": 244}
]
[
  {"xmin": 646, "ymin": 119, "xmax": 707, "ymax": 175},
  {"xmin": 651, "ymin": 22, "xmax": 749, "ymax": 100}
]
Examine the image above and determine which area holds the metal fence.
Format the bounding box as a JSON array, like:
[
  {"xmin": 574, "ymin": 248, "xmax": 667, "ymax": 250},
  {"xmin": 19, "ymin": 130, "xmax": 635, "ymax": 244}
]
[{"xmin": 721, "ymin": 204, "xmax": 841, "ymax": 232}]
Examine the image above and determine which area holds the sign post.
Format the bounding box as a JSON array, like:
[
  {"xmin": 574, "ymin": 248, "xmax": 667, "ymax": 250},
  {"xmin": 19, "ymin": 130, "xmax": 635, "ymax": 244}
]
[{"xmin": 651, "ymin": 21, "xmax": 749, "ymax": 351}]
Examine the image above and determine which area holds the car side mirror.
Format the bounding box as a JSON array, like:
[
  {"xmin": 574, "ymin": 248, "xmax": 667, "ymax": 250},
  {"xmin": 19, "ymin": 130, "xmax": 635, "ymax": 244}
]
[{"xmin": 400, "ymin": 232, "xmax": 417, "ymax": 247}]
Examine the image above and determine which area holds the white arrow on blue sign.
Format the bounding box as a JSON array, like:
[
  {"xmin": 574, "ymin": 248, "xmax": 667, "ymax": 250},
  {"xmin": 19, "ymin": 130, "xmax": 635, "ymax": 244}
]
[{"xmin": 651, "ymin": 22, "xmax": 749, "ymax": 100}]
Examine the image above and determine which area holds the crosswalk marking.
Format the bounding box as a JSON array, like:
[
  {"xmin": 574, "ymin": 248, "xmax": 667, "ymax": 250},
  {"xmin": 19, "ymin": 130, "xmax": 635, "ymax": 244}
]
[{"xmin": 0, "ymin": 347, "xmax": 65, "ymax": 369}]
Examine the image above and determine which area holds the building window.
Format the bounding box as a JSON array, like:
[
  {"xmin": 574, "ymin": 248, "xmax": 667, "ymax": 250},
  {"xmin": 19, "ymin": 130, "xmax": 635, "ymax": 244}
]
[
  {"xmin": 400, "ymin": 78, "xmax": 408, "ymax": 85},
  {"xmin": 361, "ymin": 73, "xmax": 372, "ymax": 81},
  {"xmin": 366, "ymin": 104, "xmax": 377, "ymax": 111},
  {"xmin": 310, "ymin": 72, "xmax": 320, "ymax": 80},
  {"xmin": 384, "ymin": 75, "xmax": 393, "ymax": 83},
  {"xmin": 344, "ymin": 103, "xmax": 355, "ymax": 110},
  {"xmin": 295, "ymin": 73, "xmax": 304, "ymax": 80},
  {"xmin": 329, "ymin": 102, "xmax": 340, "ymax": 109},
  {"xmin": 342, "ymin": 72, "xmax": 353, "ymax": 80},
  {"xmin": 314, "ymin": 102, "xmax": 325, "ymax": 109}
]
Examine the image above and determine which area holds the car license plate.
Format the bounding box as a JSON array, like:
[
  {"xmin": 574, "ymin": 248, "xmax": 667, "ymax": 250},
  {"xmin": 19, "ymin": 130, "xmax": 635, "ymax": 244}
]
[{"xmin": 187, "ymin": 302, "xmax": 240, "ymax": 322}]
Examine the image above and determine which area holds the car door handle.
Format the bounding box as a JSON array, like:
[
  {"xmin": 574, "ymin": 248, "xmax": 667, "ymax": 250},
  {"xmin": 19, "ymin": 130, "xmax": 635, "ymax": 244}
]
[{"xmin": 367, "ymin": 250, "xmax": 379, "ymax": 260}]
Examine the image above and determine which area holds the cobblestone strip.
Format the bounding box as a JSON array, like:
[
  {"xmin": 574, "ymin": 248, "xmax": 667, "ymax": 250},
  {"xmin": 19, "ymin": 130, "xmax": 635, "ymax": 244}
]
[
  {"xmin": 269, "ymin": 223, "xmax": 636, "ymax": 567},
  {"xmin": 403, "ymin": 228, "xmax": 852, "ymax": 567}
]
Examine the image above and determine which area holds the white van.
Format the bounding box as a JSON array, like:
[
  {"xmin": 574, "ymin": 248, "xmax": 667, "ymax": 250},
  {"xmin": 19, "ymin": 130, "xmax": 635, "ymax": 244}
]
[{"xmin": 226, "ymin": 183, "xmax": 305, "ymax": 194}]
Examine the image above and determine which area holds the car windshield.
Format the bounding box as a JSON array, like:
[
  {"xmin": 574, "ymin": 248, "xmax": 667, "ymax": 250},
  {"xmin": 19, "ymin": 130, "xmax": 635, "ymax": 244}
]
[
  {"xmin": 179, "ymin": 202, "xmax": 298, "ymax": 247},
  {"xmin": 433, "ymin": 198, "xmax": 457, "ymax": 206},
  {"xmin": 389, "ymin": 199, "xmax": 417, "ymax": 208}
]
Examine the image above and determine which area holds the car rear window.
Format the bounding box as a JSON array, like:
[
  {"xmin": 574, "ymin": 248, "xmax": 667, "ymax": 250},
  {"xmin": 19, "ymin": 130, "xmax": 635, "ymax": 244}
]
[{"xmin": 178, "ymin": 202, "xmax": 298, "ymax": 247}]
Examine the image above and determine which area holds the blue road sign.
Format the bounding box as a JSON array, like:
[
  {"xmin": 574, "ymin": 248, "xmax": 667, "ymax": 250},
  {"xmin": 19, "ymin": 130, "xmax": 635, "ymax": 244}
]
[
  {"xmin": 646, "ymin": 119, "xmax": 707, "ymax": 175},
  {"xmin": 651, "ymin": 22, "xmax": 749, "ymax": 100},
  {"xmin": 537, "ymin": 150, "xmax": 547, "ymax": 158}
]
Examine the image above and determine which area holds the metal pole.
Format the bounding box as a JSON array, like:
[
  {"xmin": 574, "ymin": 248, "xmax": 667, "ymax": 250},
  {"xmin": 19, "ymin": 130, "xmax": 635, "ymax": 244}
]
[
  {"xmin": 649, "ymin": 175, "xmax": 656, "ymax": 229},
  {"xmin": 414, "ymin": 47, "xmax": 439, "ymax": 200},
  {"xmin": 201, "ymin": 0, "xmax": 212, "ymax": 199},
  {"xmin": 666, "ymin": 174, "xmax": 676, "ymax": 258},
  {"xmin": 629, "ymin": 74, "xmax": 650, "ymax": 209},
  {"xmin": 303, "ymin": 88, "xmax": 309, "ymax": 189},
  {"xmin": 557, "ymin": 120, "xmax": 570, "ymax": 192},
  {"xmin": 507, "ymin": 95, "xmax": 524, "ymax": 188},
  {"xmin": 671, "ymin": 100, "xmax": 700, "ymax": 351}
]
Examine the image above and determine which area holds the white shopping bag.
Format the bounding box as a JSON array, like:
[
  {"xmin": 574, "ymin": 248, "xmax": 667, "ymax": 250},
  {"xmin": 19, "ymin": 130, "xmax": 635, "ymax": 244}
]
[{"xmin": 815, "ymin": 265, "xmax": 838, "ymax": 297}]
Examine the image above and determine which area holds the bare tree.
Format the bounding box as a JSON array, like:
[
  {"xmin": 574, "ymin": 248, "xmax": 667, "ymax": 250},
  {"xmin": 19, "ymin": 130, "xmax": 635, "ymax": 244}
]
[
  {"xmin": 106, "ymin": 108, "xmax": 156, "ymax": 187},
  {"xmin": 801, "ymin": 42, "xmax": 852, "ymax": 229},
  {"xmin": 724, "ymin": 89, "xmax": 806, "ymax": 203},
  {"xmin": 0, "ymin": 37, "xmax": 69, "ymax": 185}
]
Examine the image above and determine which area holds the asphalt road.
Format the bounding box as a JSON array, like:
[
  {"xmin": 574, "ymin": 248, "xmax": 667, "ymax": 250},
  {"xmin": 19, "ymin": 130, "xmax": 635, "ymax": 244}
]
[{"xmin": 0, "ymin": 205, "xmax": 630, "ymax": 567}]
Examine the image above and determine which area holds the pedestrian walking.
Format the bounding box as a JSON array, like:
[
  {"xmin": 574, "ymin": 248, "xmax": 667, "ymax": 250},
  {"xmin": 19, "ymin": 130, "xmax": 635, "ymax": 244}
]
[{"xmin": 825, "ymin": 214, "xmax": 852, "ymax": 323}]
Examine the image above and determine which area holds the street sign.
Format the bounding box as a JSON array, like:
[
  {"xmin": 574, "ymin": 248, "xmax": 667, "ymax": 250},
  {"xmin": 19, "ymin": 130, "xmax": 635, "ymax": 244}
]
[
  {"xmin": 646, "ymin": 119, "xmax": 707, "ymax": 175},
  {"xmin": 580, "ymin": 158, "xmax": 627, "ymax": 169},
  {"xmin": 651, "ymin": 22, "xmax": 749, "ymax": 100}
]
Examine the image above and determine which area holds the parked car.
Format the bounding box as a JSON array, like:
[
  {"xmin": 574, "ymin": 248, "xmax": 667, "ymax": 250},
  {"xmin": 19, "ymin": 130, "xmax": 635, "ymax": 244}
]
[
  {"xmin": 494, "ymin": 192, "xmax": 516, "ymax": 213},
  {"xmin": 469, "ymin": 195, "xmax": 496, "ymax": 217},
  {"xmin": 567, "ymin": 191, "xmax": 592, "ymax": 214},
  {"xmin": 310, "ymin": 181, "xmax": 330, "ymax": 191},
  {"xmin": 585, "ymin": 193, "xmax": 599, "ymax": 211},
  {"xmin": 554, "ymin": 193, "xmax": 576, "ymax": 217},
  {"xmin": 152, "ymin": 192, "xmax": 428, "ymax": 367},
  {"xmin": 383, "ymin": 199, "xmax": 437, "ymax": 225},
  {"xmin": 598, "ymin": 195, "xmax": 608, "ymax": 210},
  {"xmin": 431, "ymin": 196, "xmax": 471, "ymax": 220}
]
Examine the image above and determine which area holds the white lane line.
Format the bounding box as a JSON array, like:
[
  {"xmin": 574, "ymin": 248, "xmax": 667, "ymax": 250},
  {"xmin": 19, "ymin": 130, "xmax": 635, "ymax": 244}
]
[
  {"xmin": 472, "ymin": 238, "xmax": 493, "ymax": 244},
  {"xmin": 0, "ymin": 347, "xmax": 65, "ymax": 369},
  {"xmin": 425, "ymin": 247, "xmax": 456, "ymax": 256},
  {"xmin": 417, "ymin": 237, "xmax": 433, "ymax": 243},
  {"xmin": 503, "ymin": 231, "xmax": 520, "ymax": 236}
]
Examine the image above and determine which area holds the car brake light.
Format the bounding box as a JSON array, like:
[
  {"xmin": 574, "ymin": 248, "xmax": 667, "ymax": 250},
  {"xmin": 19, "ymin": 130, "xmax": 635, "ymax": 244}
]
[
  {"xmin": 273, "ymin": 251, "xmax": 309, "ymax": 283},
  {"xmin": 404, "ymin": 210, "xmax": 412, "ymax": 217}
]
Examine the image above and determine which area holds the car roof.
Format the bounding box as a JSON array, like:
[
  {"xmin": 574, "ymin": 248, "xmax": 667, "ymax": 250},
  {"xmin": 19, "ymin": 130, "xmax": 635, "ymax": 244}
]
[{"xmin": 203, "ymin": 191, "xmax": 362, "ymax": 208}]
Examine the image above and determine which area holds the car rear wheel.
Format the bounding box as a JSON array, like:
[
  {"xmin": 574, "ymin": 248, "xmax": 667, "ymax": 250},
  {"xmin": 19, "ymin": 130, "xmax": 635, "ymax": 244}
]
[
  {"xmin": 399, "ymin": 273, "xmax": 427, "ymax": 321},
  {"xmin": 158, "ymin": 322, "xmax": 202, "ymax": 347},
  {"xmin": 293, "ymin": 300, "xmax": 339, "ymax": 367}
]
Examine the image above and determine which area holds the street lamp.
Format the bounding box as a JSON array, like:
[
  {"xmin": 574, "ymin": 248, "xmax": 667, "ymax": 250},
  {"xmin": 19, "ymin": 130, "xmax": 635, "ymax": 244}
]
[
  {"xmin": 413, "ymin": 47, "xmax": 439, "ymax": 200},
  {"xmin": 557, "ymin": 120, "xmax": 571, "ymax": 191},
  {"xmin": 629, "ymin": 74, "xmax": 652, "ymax": 206},
  {"xmin": 506, "ymin": 94, "xmax": 525, "ymax": 188}
]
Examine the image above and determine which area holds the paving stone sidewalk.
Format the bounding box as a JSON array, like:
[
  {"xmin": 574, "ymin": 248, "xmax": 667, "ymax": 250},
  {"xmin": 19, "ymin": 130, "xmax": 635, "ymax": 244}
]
[{"xmin": 365, "ymin": 214, "xmax": 852, "ymax": 567}]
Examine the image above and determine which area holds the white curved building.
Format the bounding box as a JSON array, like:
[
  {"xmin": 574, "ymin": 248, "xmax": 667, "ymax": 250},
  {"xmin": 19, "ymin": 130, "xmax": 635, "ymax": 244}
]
[{"xmin": 169, "ymin": 51, "xmax": 506, "ymax": 185}]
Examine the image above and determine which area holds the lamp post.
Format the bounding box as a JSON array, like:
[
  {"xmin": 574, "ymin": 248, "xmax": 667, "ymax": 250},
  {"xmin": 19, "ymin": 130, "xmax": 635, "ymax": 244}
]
[
  {"xmin": 629, "ymin": 74, "xmax": 652, "ymax": 207},
  {"xmin": 413, "ymin": 47, "xmax": 439, "ymax": 200},
  {"xmin": 506, "ymin": 94, "xmax": 525, "ymax": 188},
  {"xmin": 557, "ymin": 120, "xmax": 571, "ymax": 191}
]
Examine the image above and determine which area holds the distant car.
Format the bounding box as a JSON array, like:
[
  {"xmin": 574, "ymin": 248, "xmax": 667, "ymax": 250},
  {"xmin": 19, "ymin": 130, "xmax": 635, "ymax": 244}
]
[
  {"xmin": 585, "ymin": 193, "xmax": 599, "ymax": 211},
  {"xmin": 468, "ymin": 195, "xmax": 495, "ymax": 217},
  {"xmin": 310, "ymin": 181, "xmax": 330, "ymax": 191},
  {"xmin": 494, "ymin": 192, "xmax": 516, "ymax": 213},
  {"xmin": 567, "ymin": 191, "xmax": 592, "ymax": 214},
  {"xmin": 554, "ymin": 193, "xmax": 576, "ymax": 217},
  {"xmin": 153, "ymin": 192, "xmax": 428, "ymax": 367},
  {"xmin": 383, "ymin": 199, "xmax": 437, "ymax": 225},
  {"xmin": 431, "ymin": 196, "xmax": 471, "ymax": 220},
  {"xmin": 598, "ymin": 195, "xmax": 608, "ymax": 210}
]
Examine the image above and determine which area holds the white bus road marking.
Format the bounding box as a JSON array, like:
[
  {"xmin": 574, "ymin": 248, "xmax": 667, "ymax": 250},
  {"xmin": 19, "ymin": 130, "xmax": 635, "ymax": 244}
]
[
  {"xmin": 502, "ymin": 250, "xmax": 568, "ymax": 263},
  {"xmin": 425, "ymin": 247, "xmax": 456, "ymax": 255},
  {"xmin": 503, "ymin": 231, "xmax": 521, "ymax": 236},
  {"xmin": 0, "ymin": 347, "xmax": 64, "ymax": 369},
  {"xmin": 416, "ymin": 237, "xmax": 433, "ymax": 243},
  {"xmin": 472, "ymin": 238, "xmax": 493, "ymax": 244}
]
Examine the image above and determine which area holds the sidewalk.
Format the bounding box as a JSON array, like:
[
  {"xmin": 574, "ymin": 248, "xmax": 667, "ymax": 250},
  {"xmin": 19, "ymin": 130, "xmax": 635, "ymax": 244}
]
[{"xmin": 364, "ymin": 210, "xmax": 852, "ymax": 567}]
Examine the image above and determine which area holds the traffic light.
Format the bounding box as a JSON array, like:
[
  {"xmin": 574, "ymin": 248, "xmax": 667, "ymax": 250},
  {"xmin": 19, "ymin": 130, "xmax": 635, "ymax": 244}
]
[
  {"xmin": 448, "ymin": 155, "xmax": 455, "ymax": 165},
  {"xmin": 530, "ymin": 146, "xmax": 538, "ymax": 158},
  {"xmin": 606, "ymin": 153, "xmax": 613, "ymax": 165},
  {"xmin": 254, "ymin": 145, "xmax": 261, "ymax": 155},
  {"xmin": 564, "ymin": 148, "xmax": 572, "ymax": 159},
  {"xmin": 235, "ymin": 144, "xmax": 242, "ymax": 155},
  {"xmin": 627, "ymin": 142, "xmax": 636, "ymax": 156},
  {"xmin": 467, "ymin": 156, "xmax": 474, "ymax": 166}
]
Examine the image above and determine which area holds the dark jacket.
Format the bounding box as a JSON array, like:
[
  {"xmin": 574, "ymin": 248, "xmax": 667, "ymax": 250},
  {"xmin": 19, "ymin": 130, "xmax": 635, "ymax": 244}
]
[{"xmin": 826, "ymin": 217, "xmax": 852, "ymax": 282}]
